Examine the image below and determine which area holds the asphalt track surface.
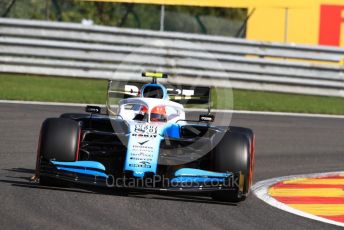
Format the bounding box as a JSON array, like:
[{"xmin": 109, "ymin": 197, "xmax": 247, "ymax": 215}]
[{"xmin": 0, "ymin": 103, "xmax": 343, "ymax": 230}]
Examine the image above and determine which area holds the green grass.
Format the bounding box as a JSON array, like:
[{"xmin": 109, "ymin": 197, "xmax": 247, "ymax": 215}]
[
  {"xmin": 232, "ymin": 90, "xmax": 344, "ymax": 114},
  {"xmin": 0, "ymin": 74, "xmax": 107, "ymax": 104},
  {"xmin": 1, "ymin": 74, "xmax": 344, "ymax": 115}
]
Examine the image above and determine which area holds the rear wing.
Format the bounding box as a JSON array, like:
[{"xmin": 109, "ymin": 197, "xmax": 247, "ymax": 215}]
[
  {"xmin": 106, "ymin": 81, "xmax": 211, "ymax": 114},
  {"xmin": 168, "ymin": 86, "xmax": 210, "ymax": 105}
]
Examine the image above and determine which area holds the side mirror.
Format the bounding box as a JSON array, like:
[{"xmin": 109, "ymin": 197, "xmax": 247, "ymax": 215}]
[
  {"xmin": 86, "ymin": 105, "xmax": 101, "ymax": 114},
  {"xmin": 199, "ymin": 114, "xmax": 215, "ymax": 122}
]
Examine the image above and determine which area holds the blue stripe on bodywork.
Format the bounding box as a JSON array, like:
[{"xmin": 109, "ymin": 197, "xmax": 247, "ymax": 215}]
[
  {"xmin": 162, "ymin": 123, "xmax": 180, "ymax": 139},
  {"xmin": 55, "ymin": 167, "xmax": 108, "ymax": 178},
  {"xmin": 174, "ymin": 168, "xmax": 231, "ymax": 178},
  {"xmin": 51, "ymin": 160, "xmax": 106, "ymax": 171},
  {"xmin": 50, "ymin": 160, "xmax": 108, "ymax": 177},
  {"xmin": 170, "ymin": 177, "xmax": 226, "ymax": 183}
]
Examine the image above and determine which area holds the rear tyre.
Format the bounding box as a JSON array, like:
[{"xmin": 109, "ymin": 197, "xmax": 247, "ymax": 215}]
[
  {"xmin": 38, "ymin": 118, "xmax": 80, "ymax": 186},
  {"xmin": 211, "ymin": 131, "xmax": 252, "ymax": 202}
]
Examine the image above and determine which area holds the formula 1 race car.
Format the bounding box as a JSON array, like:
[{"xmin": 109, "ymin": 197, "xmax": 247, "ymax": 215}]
[{"xmin": 34, "ymin": 72, "xmax": 255, "ymax": 202}]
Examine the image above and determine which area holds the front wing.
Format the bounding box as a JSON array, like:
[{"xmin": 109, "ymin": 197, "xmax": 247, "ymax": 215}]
[{"xmin": 39, "ymin": 160, "xmax": 243, "ymax": 193}]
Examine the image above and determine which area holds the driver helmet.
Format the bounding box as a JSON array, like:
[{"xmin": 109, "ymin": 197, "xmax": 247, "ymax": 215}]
[
  {"xmin": 139, "ymin": 105, "xmax": 148, "ymax": 114},
  {"xmin": 150, "ymin": 106, "xmax": 167, "ymax": 122}
]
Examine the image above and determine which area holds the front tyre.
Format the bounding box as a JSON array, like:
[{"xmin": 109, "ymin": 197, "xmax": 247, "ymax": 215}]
[
  {"xmin": 38, "ymin": 118, "xmax": 80, "ymax": 185},
  {"xmin": 211, "ymin": 131, "xmax": 252, "ymax": 202}
]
